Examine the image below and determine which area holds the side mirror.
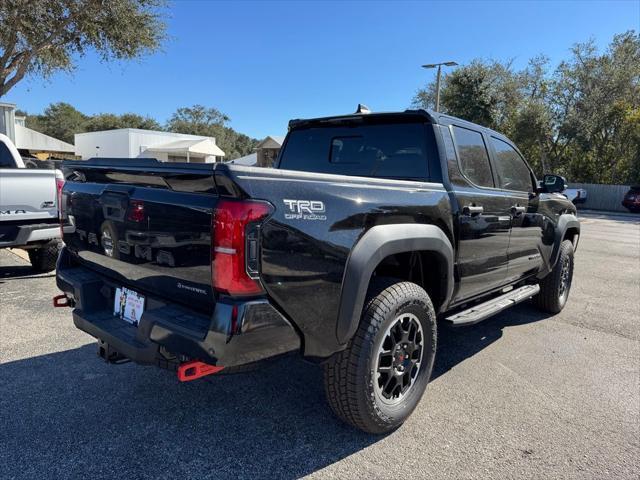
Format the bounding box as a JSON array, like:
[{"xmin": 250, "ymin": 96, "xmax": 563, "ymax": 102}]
[{"xmin": 542, "ymin": 174, "xmax": 567, "ymax": 193}]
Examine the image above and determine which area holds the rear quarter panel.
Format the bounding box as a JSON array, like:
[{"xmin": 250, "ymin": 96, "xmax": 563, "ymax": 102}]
[{"xmin": 227, "ymin": 167, "xmax": 452, "ymax": 357}]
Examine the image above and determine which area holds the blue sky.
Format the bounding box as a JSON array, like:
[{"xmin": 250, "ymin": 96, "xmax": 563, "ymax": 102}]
[{"xmin": 5, "ymin": 0, "xmax": 639, "ymax": 139}]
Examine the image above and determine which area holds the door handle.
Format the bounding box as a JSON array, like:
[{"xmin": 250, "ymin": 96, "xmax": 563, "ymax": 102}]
[
  {"xmin": 511, "ymin": 205, "xmax": 527, "ymax": 215},
  {"xmin": 463, "ymin": 205, "xmax": 484, "ymax": 216}
]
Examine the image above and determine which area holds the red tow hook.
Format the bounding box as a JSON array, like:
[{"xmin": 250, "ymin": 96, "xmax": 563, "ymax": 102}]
[
  {"xmin": 177, "ymin": 361, "xmax": 224, "ymax": 382},
  {"xmin": 53, "ymin": 294, "xmax": 72, "ymax": 308}
]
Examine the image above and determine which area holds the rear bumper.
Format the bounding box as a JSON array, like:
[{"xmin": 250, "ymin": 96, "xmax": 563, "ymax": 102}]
[
  {"xmin": 56, "ymin": 248, "xmax": 301, "ymax": 368},
  {"xmin": 0, "ymin": 223, "xmax": 59, "ymax": 248}
]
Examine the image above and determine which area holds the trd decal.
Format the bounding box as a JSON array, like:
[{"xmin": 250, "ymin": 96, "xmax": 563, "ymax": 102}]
[{"xmin": 283, "ymin": 199, "xmax": 327, "ymax": 221}]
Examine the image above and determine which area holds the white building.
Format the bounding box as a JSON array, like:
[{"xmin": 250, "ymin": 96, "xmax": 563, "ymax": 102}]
[
  {"xmin": 0, "ymin": 102, "xmax": 75, "ymax": 158},
  {"xmin": 74, "ymin": 128, "xmax": 225, "ymax": 163},
  {"xmin": 255, "ymin": 135, "xmax": 285, "ymax": 167}
]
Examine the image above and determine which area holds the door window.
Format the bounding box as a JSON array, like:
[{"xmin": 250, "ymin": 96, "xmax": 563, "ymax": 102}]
[
  {"xmin": 490, "ymin": 137, "xmax": 533, "ymax": 192},
  {"xmin": 452, "ymin": 126, "xmax": 494, "ymax": 188}
]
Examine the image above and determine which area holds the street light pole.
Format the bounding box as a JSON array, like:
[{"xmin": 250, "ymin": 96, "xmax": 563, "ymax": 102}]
[
  {"xmin": 435, "ymin": 64, "xmax": 442, "ymax": 112},
  {"xmin": 422, "ymin": 61, "xmax": 458, "ymax": 112}
]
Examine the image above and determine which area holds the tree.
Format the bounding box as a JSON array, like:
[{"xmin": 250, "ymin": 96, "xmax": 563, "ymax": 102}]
[
  {"xmin": 411, "ymin": 31, "xmax": 640, "ymax": 185},
  {"xmin": 552, "ymin": 32, "xmax": 640, "ymax": 184},
  {"xmin": 0, "ymin": 0, "xmax": 166, "ymax": 98},
  {"xmin": 84, "ymin": 112, "xmax": 161, "ymax": 132},
  {"xmin": 412, "ymin": 60, "xmax": 521, "ymax": 131},
  {"xmin": 26, "ymin": 102, "xmax": 87, "ymax": 143},
  {"xmin": 166, "ymin": 105, "xmax": 229, "ymax": 137},
  {"xmin": 166, "ymin": 105, "xmax": 258, "ymax": 159}
]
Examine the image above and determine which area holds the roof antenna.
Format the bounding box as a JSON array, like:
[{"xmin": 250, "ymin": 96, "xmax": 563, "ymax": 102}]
[{"xmin": 355, "ymin": 104, "xmax": 371, "ymax": 114}]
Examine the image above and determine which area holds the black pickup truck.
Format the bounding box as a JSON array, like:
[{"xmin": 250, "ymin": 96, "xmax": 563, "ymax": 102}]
[{"xmin": 55, "ymin": 109, "xmax": 579, "ymax": 434}]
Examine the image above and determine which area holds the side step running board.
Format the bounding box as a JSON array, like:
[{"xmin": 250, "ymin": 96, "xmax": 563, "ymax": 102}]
[{"xmin": 445, "ymin": 284, "xmax": 540, "ymax": 326}]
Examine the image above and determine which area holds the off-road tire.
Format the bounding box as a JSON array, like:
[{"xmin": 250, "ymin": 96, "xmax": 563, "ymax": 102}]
[
  {"xmin": 28, "ymin": 240, "xmax": 61, "ymax": 273},
  {"xmin": 323, "ymin": 279, "xmax": 437, "ymax": 434},
  {"xmin": 533, "ymin": 239, "xmax": 574, "ymax": 314}
]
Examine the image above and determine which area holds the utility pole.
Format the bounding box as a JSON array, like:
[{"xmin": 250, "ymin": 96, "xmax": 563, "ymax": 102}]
[{"xmin": 422, "ymin": 61, "xmax": 458, "ymax": 112}]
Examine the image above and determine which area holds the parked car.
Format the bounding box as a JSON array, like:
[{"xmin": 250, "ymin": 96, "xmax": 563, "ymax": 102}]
[
  {"xmin": 0, "ymin": 133, "xmax": 63, "ymax": 272},
  {"xmin": 564, "ymin": 187, "xmax": 587, "ymax": 205},
  {"xmin": 54, "ymin": 109, "xmax": 580, "ymax": 434},
  {"xmin": 622, "ymin": 186, "xmax": 640, "ymax": 213}
]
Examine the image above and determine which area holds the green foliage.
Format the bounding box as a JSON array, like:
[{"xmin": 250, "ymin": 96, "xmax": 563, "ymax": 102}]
[
  {"xmin": 412, "ymin": 31, "xmax": 640, "ymax": 185},
  {"xmin": 84, "ymin": 113, "xmax": 161, "ymax": 132},
  {"xmin": 0, "ymin": 0, "xmax": 166, "ymax": 97},
  {"xmin": 23, "ymin": 102, "xmax": 258, "ymax": 159},
  {"xmin": 25, "ymin": 102, "xmax": 87, "ymax": 144},
  {"xmin": 166, "ymin": 104, "xmax": 258, "ymax": 159}
]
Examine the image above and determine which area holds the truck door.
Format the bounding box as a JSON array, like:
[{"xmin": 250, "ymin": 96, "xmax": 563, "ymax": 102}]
[
  {"xmin": 441, "ymin": 123, "xmax": 513, "ymax": 303},
  {"xmin": 487, "ymin": 136, "xmax": 545, "ymax": 283}
]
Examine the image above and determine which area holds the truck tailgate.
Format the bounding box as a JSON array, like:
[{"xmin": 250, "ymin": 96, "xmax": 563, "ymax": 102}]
[
  {"xmin": 61, "ymin": 160, "xmax": 218, "ymax": 313},
  {"xmin": 0, "ymin": 169, "xmax": 58, "ymax": 222}
]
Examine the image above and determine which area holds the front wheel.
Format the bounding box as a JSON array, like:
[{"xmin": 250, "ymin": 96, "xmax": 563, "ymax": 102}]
[
  {"xmin": 323, "ymin": 279, "xmax": 437, "ymax": 434},
  {"xmin": 533, "ymin": 239, "xmax": 575, "ymax": 313}
]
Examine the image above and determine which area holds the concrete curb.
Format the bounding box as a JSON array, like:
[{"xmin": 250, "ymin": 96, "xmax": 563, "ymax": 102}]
[{"xmin": 577, "ymin": 209, "xmax": 640, "ymax": 219}]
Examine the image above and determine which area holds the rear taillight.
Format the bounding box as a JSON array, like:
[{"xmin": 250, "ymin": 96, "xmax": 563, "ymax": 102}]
[
  {"xmin": 212, "ymin": 199, "xmax": 273, "ymax": 296},
  {"xmin": 56, "ymin": 175, "xmax": 65, "ymax": 236},
  {"xmin": 127, "ymin": 200, "xmax": 145, "ymax": 222}
]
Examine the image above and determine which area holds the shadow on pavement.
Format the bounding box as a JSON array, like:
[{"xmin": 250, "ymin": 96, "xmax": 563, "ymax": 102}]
[
  {"xmin": 0, "ymin": 302, "xmax": 551, "ymax": 480},
  {"xmin": 0, "ymin": 258, "xmax": 55, "ymax": 282},
  {"xmin": 433, "ymin": 302, "xmax": 550, "ymax": 381}
]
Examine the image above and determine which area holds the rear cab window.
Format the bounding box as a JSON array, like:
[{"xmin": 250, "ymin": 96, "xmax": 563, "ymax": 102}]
[{"xmin": 279, "ymin": 122, "xmax": 433, "ymax": 181}]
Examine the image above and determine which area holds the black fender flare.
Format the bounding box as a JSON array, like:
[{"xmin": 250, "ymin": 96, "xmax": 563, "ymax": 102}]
[
  {"xmin": 545, "ymin": 213, "xmax": 580, "ymax": 275},
  {"xmin": 335, "ymin": 224, "xmax": 454, "ymax": 345}
]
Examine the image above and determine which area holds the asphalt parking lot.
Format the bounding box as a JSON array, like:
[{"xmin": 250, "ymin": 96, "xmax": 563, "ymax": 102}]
[{"xmin": 1, "ymin": 212, "xmax": 638, "ymax": 479}]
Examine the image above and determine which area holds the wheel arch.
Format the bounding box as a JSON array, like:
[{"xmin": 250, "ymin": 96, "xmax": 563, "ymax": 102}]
[
  {"xmin": 336, "ymin": 224, "xmax": 454, "ymax": 345},
  {"xmin": 547, "ymin": 213, "xmax": 580, "ymax": 273}
]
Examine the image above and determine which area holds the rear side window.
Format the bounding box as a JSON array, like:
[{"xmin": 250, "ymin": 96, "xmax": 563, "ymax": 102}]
[
  {"xmin": 452, "ymin": 126, "xmax": 494, "ymax": 188},
  {"xmin": 0, "ymin": 142, "xmax": 14, "ymax": 168},
  {"xmin": 279, "ymin": 123, "xmax": 429, "ymax": 180},
  {"xmin": 490, "ymin": 137, "xmax": 533, "ymax": 192}
]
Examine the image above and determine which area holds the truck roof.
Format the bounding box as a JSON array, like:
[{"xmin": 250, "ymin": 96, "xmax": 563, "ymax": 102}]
[{"xmin": 288, "ymin": 108, "xmax": 510, "ymax": 142}]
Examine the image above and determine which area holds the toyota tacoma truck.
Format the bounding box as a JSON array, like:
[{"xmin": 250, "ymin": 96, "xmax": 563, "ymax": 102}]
[
  {"xmin": 55, "ymin": 109, "xmax": 579, "ymax": 434},
  {"xmin": 0, "ymin": 133, "xmax": 63, "ymax": 272}
]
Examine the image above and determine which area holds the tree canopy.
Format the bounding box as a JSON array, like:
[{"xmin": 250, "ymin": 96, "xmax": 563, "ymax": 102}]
[
  {"xmin": 0, "ymin": 0, "xmax": 166, "ymax": 97},
  {"xmin": 413, "ymin": 31, "xmax": 640, "ymax": 185},
  {"xmin": 166, "ymin": 105, "xmax": 258, "ymax": 159},
  {"xmin": 21, "ymin": 102, "xmax": 258, "ymax": 159}
]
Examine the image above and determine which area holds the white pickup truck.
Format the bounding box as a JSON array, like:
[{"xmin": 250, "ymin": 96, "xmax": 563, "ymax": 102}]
[{"xmin": 0, "ymin": 133, "xmax": 62, "ymax": 272}]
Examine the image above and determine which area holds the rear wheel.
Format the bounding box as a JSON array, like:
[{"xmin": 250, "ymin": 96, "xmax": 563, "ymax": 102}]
[
  {"xmin": 533, "ymin": 239, "xmax": 574, "ymax": 313},
  {"xmin": 28, "ymin": 240, "xmax": 61, "ymax": 273},
  {"xmin": 323, "ymin": 279, "xmax": 437, "ymax": 434}
]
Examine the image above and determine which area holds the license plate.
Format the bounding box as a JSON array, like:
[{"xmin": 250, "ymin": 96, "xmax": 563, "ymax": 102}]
[{"xmin": 113, "ymin": 287, "xmax": 145, "ymax": 325}]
